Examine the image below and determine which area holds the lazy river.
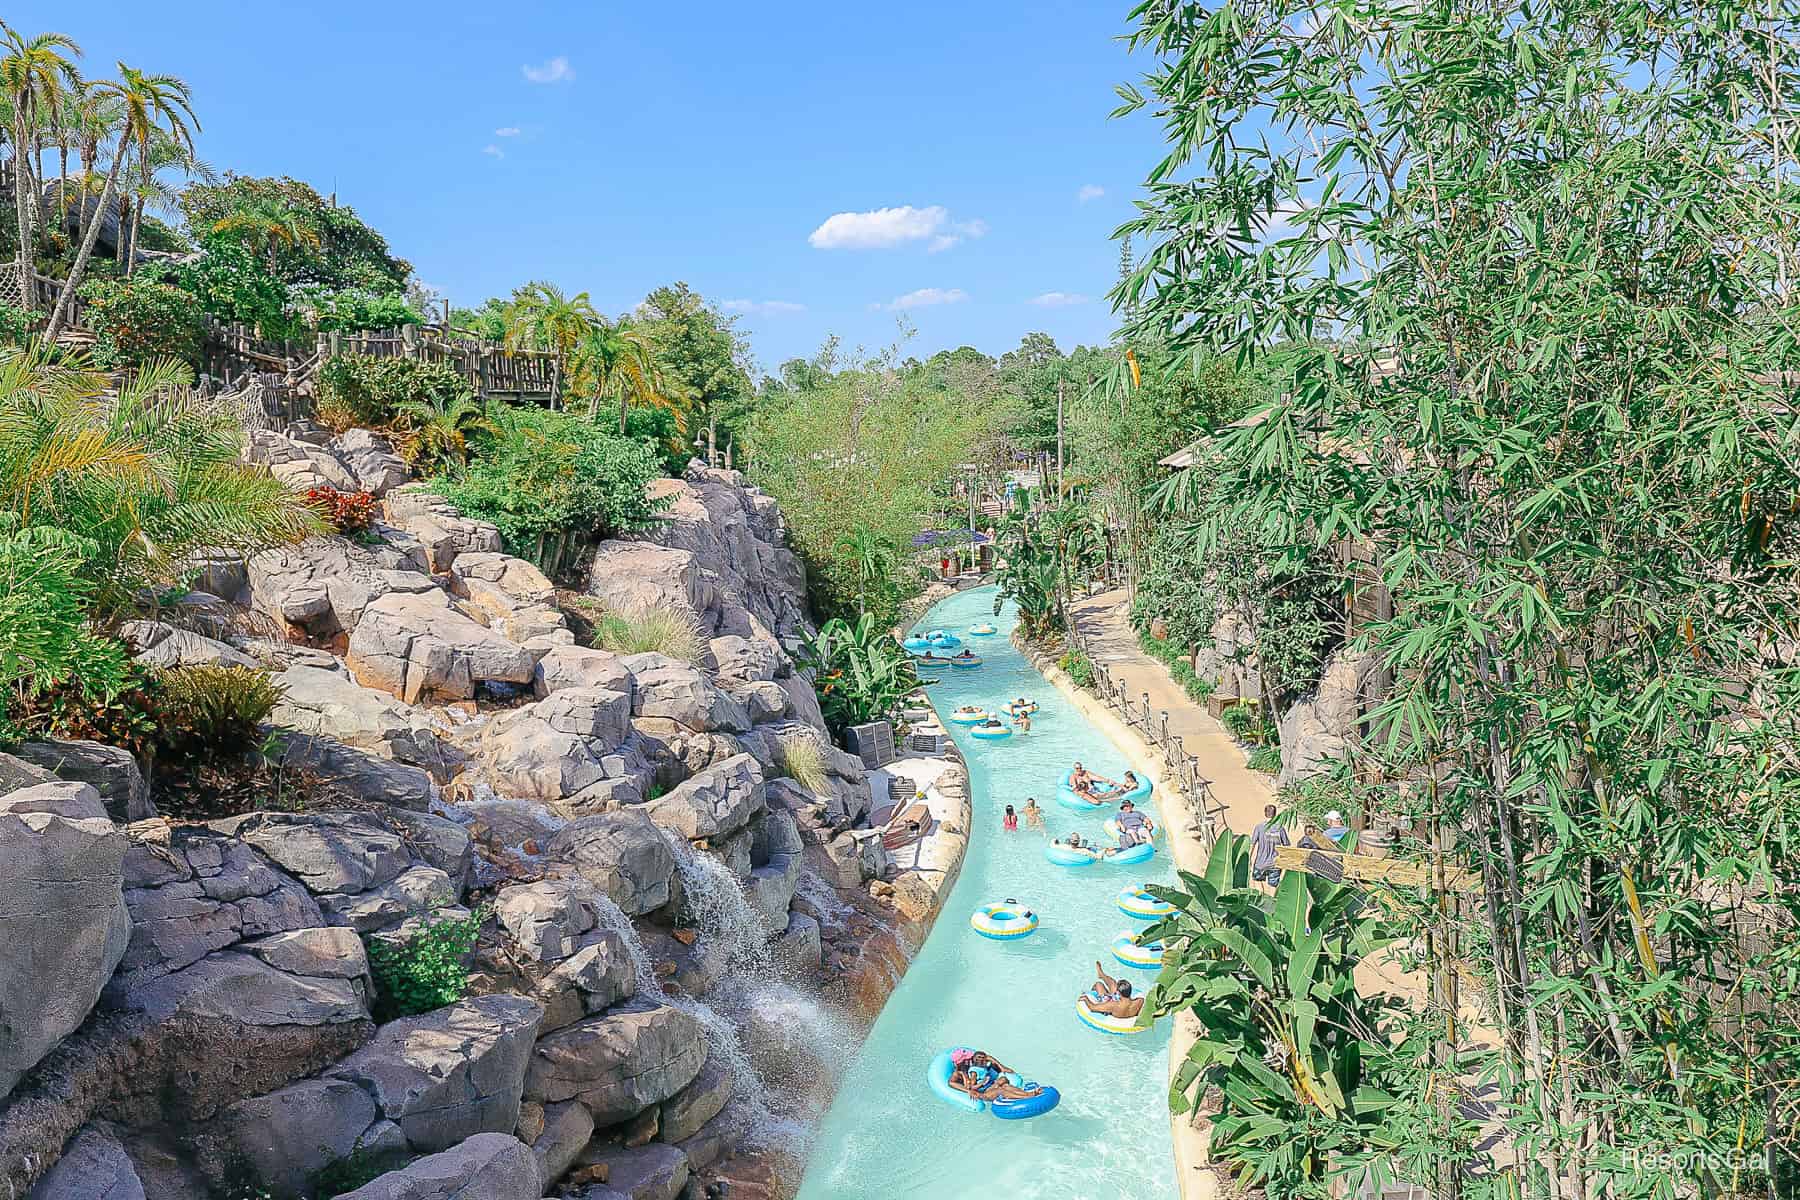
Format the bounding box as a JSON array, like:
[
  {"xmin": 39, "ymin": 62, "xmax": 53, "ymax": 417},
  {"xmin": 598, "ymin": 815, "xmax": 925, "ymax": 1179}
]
[{"xmin": 796, "ymin": 586, "xmax": 1176, "ymax": 1199}]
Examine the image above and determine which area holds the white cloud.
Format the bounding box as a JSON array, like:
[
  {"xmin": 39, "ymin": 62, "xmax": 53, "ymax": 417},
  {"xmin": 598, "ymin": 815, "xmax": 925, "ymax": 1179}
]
[
  {"xmin": 885, "ymin": 287, "xmax": 969, "ymax": 311},
  {"xmin": 1029, "ymin": 291, "xmax": 1089, "ymax": 307},
  {"xmin": 495, "ymin": 126, "xmax": 521, "ymax": 137},
  {"xmin": 522, "ymin": 56, "xmax": 575, "ymax": 84},
  {"xmin": 809, "ymin": 205, "xmax": 987, "ymax": 251},
  {"xmin": 482, "ymin": 144, "xmax": 504, "ymax": 158},
  {"xmin": 1077, "ymin": 184, "xmax": 1106, "ymax": 203},
  {"xmin": 722, "ymin": 299, "xmax": 806, "ymax": 316}
]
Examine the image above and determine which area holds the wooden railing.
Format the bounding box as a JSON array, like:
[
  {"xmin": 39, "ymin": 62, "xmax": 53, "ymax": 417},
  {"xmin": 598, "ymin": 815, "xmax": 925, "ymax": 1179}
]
[
  {"xmin": 322, "ymin": 325, "xmax": 561, "ymax": 401},
  {"xmin": 1064, "ymin": 616, "xmax": 1226, "ymax": 851}
]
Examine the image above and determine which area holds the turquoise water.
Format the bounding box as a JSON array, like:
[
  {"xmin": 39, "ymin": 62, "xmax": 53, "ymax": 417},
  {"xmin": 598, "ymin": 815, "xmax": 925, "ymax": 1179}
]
[{"xmin": 795, "ymin": 586, "xmax": 1176, "ymax": 1200}]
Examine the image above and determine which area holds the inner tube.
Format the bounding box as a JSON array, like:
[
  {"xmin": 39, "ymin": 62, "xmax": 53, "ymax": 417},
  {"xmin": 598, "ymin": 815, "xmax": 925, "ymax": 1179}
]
[
  {"xmin": 1076, "ymin": 997, "xmax": 1150, "ymax": 1036},
  {"xmin": 950, "ymin": 656, "xmax": 983, "ymax": 669},
  {"xmin": 1103, "ymin": 816, "xmax": 1158, "ymax": 843},
  {"xmin": 1112, "ymin": 931, "xmax": 1166, "ymax": 970},
  {"xmin": 970, "ymin": 724, "xmax": 1011, "ymax": 740},
  {"xmin": 902, "ymin": 636, "xmax": 933, "ymax": 652},
  {"xmin": 1056, "ymin": 771, "xmax": 1152, "ymax": 811},
  {"xmin": 1117, "ymin": 886, "xmax": 1177, "ymax": 921},
  {"xmin": 1106, "ymin": 841, "xmax": 1156, "ymax": 867},
  {"xmin": 926, "ymin": 1048, "xmax": 1061, "ymax": 1118},
  {"xmin": 930, "ymin": 634, "xmax": 962, "ymax": 650},
  {"xmin": 947, "ymin": 709, "xmax": 992, "ymax": 726},
  {"xmin": 1044, "ymin": 843, "xmax": 1103, "ymax": 868},
  {"xmin": 969, "ymin": 623, "xmax": 998, "ymax": 636},
  {"xmin": 1006, "ymin": 701, "xmax": 1039, "ymax": 716},
  {"xmin": 971, "ymin": 902, "xmax": 1038, "ymax": 940}
]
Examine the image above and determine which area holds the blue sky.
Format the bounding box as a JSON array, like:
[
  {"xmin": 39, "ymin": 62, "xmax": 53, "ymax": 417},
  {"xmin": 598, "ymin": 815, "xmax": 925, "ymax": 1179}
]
[{"xmin": 24, "ymin": 1, "xmax": 1168, "ymax": 376}]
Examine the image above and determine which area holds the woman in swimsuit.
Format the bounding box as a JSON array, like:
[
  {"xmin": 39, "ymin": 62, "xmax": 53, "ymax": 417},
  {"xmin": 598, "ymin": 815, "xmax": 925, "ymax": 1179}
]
[
  {"xmin": 949, "ymin": 1050, "xmax": 1042, "ymax": 1101},
  {"xmin": 1003, "ymin": 804, "xmax": 1018, "ymax": 832}
]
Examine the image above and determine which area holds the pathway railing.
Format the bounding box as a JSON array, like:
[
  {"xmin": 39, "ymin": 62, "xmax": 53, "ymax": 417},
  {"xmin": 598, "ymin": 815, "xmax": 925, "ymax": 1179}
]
[{"xmin": 1064, "ymin": 614, "xmax": 1225, "ymax": 851}]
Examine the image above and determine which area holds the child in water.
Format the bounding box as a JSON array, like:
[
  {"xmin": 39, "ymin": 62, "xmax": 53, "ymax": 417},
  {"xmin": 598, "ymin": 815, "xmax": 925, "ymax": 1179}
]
[
  {"xmin": 1022, "ymin": 797, "xmax": 1044, "ymax": 829},
  {"xmin": 1003, "ymin": 804, "xmax": 1018, "ymax": 832}
]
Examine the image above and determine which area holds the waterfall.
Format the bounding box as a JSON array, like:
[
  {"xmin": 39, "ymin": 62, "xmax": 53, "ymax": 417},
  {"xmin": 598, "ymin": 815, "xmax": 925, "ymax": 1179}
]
[
  {"xmin": 794, "ymin": 869, "xmax": 853, "ymax": 936},
  {"xmin": 665, "ymin": 835, "xmax": 774, "ymax": 974}
]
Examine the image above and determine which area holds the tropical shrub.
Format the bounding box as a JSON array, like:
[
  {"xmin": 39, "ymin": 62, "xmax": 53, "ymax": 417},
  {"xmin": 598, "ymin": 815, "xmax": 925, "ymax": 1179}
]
[
  {"xmin": 1246, "ymin": 745, "xmax": 1281, "ymax": 774},
  {"xmin": 305, "ymin": 486, "xmax": 377, "ymax": 534},
  {"xmin": 0, "ymin": 303, "xmax": 33, "ymax": 348},
  {"xmin": 78, "ymin": 276, "xmax": 205, "ymax": 369},
  {"xmin": 1143, "ymin": 834, "xmax": 1419, "ymax": 1195},
  {"xmin": 431, "ymin": 405, "xmax": 668, "ymax": 564},
  {"xmin": 0, "ymin": 351, "xmax": 323, "ymax": 618},
  {"xmin": 180, "ymin": 176, "xmax": 411, "ymax": 292},
  {"xmin": 0, "ymin": 521, "xmax": 131, "ymax": 739},
  {"xmin": 153, "ymin": 241, "xmax": 295, "ymax": 339},
  {"xmin": 316, "ymin": 354, "xmax": 473, "ymax": 431},
  {"xmin": 392, "ymin": 392, "xmax": 489, "ymax": 472},
  {"xmin": 291, "ymin": 284, "xmax": 422, "ymax": 333},
  {"xmin": 364, "ymin": 907, "xmax": 485, "ymax": 1022},
  {"xmin": 1219, "ymin": 703, "xmax": 1255, "ymax": 742},
  {"xmin": 589, "ymin": 603, "xmax": 704, "ymax": 663},
  {"xmin": 1057, "ymin": 648, "xmax": 1094, "ymax": 690},
  {"xmin": 994, "ymin": 522, "xmax": 1064, "ymax": 638},
  {"xmin": 151, "ymin": 664, "xmax": 284, "ymax": 769},
  {"xmin": 796, "ymin": 614, "xmax": 918, "ymax": 735}
]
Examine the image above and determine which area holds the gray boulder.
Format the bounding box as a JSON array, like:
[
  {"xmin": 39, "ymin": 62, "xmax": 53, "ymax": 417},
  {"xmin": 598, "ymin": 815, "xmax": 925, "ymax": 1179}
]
[
  {"xmin": 449, "ymin": 552, "xmax": 570, "ymax": 645},
  {"xmin": 327, "ymin": 995, "xmax": 545, "ymax": 1153},
  {"xmin": 348, "ymin": 590, "xmax": 542, "ymax": 704},
  {"xmin": 529, "ymin": 1100, "xmax": 593, "ymax": 1190},
  {"xmin": 642, "ymin": 753, "xmax": 765, "ymax": 841},
  {"xmin": 247, "ymin": 427, "xmax": 360, "ymax": 493},
  {"xmin": 15, "ymin": 739, "xmax": 151, "ymax": 824},
  {"xmin": 531, "ymin": 642, "xmax": 634, "ymax": 700},
  {"xmin": 523, "ymin": 1001, "xmax": 707, "ymax": 1124},
  {"xmin": 494, "ymin": 879, "xmax": 608, "ymax": 962},
  {"xmin": 115, "ymin": 949, "xmax": 369, "ymax": 1026},
  {"xmin": 248, "ymin": 537, "xmax": 435, "ymax": 641},
  {"xmin": 25, "ymin": 1123, "xmax": 143, "ymax": 1200},
  {"xmin": 271, "ymin": 665, "xmax": 464, "ymax": 781},
  {"xmin": 572, "ymin": 1142, "xmax": 688, "ymax": 1200},
  {"xmin": 769, "ymin": 911, "xmax": 822, "ymax": 978},
  {"xmin": 224, "ymin": 811, "xmax": 410, "ymax": 896},
  {"xmin": 385, "ymin": 809, "xmax": 474, "ymax": 892},
  {"xmin": 382, "ymin": 487, "xmax": 504, "ymax": 573},
  {"xmin": 707, "ymin": 634, "xmax": 781, "ymax": 685},
  {"xmin": 213, "ymin": 1078, "xmax": 394, "ymax": 1197},
  {"xmin": 334, "ymin": 1133, "xmax": 540, "ymax": 1200},
  {"xmin": 120, "ymin": 621, "xmax": 260, "ymax": 670},
  {"xmin": 272, "ymin": 733, "xmax": 436, "ymax": 810},
  {"xmin": 0, "ymin": 781, "xmax": 106, "ymax": 821},
  {"xmin": 658, "ymin": 1057, "xmax": 733, "ymax": 1143},
  {"xmin": 621, "ymin": 653, "xmax": 750, "ymax": 733},
  {"xmin": 330, "ymin": 429, "xmax": 412, "ymax": 497},
  {"xmin": 544, "ymin": 811, "xmax": 676, "ymax": 916},
  {"xmin": 479, "ymin": 688, "xmax": 633, "ymax": 805},
  {"xmin": 0, "ymin": 809, "xmax": 131, "ymax": 1101}
]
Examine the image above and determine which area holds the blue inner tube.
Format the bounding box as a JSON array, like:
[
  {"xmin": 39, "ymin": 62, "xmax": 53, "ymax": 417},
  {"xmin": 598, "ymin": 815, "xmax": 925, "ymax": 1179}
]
[
  {"xmin": 1055, "ymin": 785, "xmax": 1110, "ymax": 813},
  {"xmin": 1112, "ymin": 931, "xmax": 1165, "ymax": 969},
  {"xmin": 950, "ymin": 656, "xmax": 983, "ymax": 668},
  {"xmin": 971, "ymin": 903, "xmax": 1038, "ymax": 940},
  {"xmin": 970, "ymin": 724, "xmax": 1011, "ymax": 740},
  {"xmin": 1107, "ymin": 841, "xmax": 1156, "ymax": 867},
  {"xmin": 1118, "ymin": 885, "xmax": 1177, "ymax": 921},
  {"xmin": 1056, "ymin": 770, "xmax": 1151, "ymax": 810},
  {"xmin": 1045, "ymin": 843, "xmax": 1103, "ymax": 868},
  {"xmin": 930, "ymin": 634, "xmax": 962, "ymax": 649},
  {"xmin": 926, "ymin": 1048, "xmax": 1060, "ymax": 1119},
  {"xmin": 902, "ymin": 636, "xmax": 932, "ymax": 652}
]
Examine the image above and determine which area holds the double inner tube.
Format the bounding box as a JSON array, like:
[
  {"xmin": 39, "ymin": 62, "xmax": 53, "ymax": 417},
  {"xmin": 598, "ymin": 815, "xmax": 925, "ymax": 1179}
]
[
  {"xmin": 1056, "ymin": 770, "xmax": 1153, "ymax": 812},
  {"xmin": 902, "ymin": 635, "xmax": 933, "ymax": 653},
  {"xmin": 947, "ymin": 709, "xmax": 993, "ymax": 726},
  {"xmin": 1117, "ymin": 885, "xmax": 1176, "ymax": 921},
  {"xmin": 1103, "ymin": 816, "xmax": 1158, "ymax": 843},
  {"xmin": 1076, "ymin": 997, "xmax": 1150, "ymax": 1036},
  {"xmin": 926, "ymin": 1048, "xmax": 1062, "ymax": 1119},
  {"xmin": 1106, "ymin": 841, "xmax": 1156, "ymax": 867},
  {"xmin": 969, "ymin": 723, "xmax": 1010, "ymax": 740},
  {"xmin": 970, "ymin": 901, "xmax": 1038, "ymax": 940},
  {"xmin": 1006, "ymin": 701, "xmax": 1039, "ymax": 716},
  {"xmin": 1112, "ymin": 931, "xmax": 1166, "ymax": 970}
]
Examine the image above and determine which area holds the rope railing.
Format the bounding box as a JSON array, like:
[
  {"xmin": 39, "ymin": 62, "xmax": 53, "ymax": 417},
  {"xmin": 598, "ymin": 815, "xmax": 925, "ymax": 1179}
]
[{"xmin": 1063, "ymin": 614, "xmax": 1223, "ymax": 852}]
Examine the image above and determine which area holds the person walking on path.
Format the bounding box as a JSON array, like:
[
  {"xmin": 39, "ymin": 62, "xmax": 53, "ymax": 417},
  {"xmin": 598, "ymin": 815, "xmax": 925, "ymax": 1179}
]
[{"xmin": 1250, "ymin": 804, "xmax": 1288, "ymax": 888}]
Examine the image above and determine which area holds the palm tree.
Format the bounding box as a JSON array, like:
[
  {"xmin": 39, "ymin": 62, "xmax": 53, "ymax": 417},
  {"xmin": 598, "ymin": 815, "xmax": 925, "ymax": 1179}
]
[
  {"xmin": 574, "ymin": 319, "xmax": 683, "ymax": 434},
  {"xmin": 0, "ymin": 24, "xmax": 82, "ymax": 305},
  {"xmin": 0, "ymin": 344, "xmax": 322, "ymax": 619},
  {"xmin": 503, "ymin": 281, "xmax": 598, "ymax": 393},
  {"xmin": 45, "ymin": 63, "xmax": 197, "ymax": 342},
  {"xmin": 392, "ymin": 391, "xmax": 491, "ymax": 472},
  {"xmin": 207, "ymin": 193, "xmax": 318, "ymax": 271},
  {"xmin": 121, "ymin": 129, "xmax": 214, "ymax": 270}
]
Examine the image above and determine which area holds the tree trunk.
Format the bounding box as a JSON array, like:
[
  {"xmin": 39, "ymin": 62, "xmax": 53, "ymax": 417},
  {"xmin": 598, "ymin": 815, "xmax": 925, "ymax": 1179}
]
[
  {"xmin": 125, "ymin": 163, "xmax": 147, "ymax": 275},
  {"xmin": 14, "ymin": 110, "xmax": 36, "ymax": 307},
  {"xmin": 43, "ymin": 130, "xmax": 126, "ymax": 343},
  {"xmin": 619, "ymin": 389, "xmax": 628, "ymax": 436}
]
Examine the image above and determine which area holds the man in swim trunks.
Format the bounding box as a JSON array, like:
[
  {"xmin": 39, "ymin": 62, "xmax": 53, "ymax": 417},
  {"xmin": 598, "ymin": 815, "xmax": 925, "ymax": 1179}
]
[
  {"xmin": 1015, "ymin": 710, "xmax": 1031, "ymax": 734},
  {"xmin": 949, "ymin": 1050, "xmax": 1043, "ymax": 1100},
  {"xmin": 1086, "ymin": 963, "xmax": 1146, "ymax": 1019},
  {"xmin": 1113, "ymin": 799, "xmax": 1151, "ymax": 847},
  {"xmin": 1022, "ymin": 797, "xmax": 1045, "ymax": 829}
]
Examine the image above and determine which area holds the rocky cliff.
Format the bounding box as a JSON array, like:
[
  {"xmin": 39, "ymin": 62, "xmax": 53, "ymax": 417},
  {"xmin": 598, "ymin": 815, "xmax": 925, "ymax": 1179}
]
[{"xmin": 0, "ymin": 427, "xmax": 902, "ymax": 1200}]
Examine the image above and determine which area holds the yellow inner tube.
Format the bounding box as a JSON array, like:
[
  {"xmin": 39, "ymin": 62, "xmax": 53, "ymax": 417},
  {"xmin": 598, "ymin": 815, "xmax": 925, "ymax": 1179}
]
[
  {"xmin": 1076, "ymin": 996, "xmax": 1149, "ymax": 1036},
  {"xmin": 971, "ymin": 903, "xmax": 1039, "ymax": 940},
  {"xmin": 1117, "ymin": 887, "xmax": 1176, "ymax": 919}
]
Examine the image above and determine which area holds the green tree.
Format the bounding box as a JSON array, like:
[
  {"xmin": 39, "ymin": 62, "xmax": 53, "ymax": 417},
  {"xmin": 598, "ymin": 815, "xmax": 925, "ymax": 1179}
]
[
  {"xmin": 503, "ymin": 280, "xmax": 597, "ymax": 385},
  {"xmin": 635, "ymin": 282, "xmax": 755, "ymax": 459},
  {"xmin": 206, "ymin": 193, "xmax": 321, "ymax": 270},
  {"xmin": 47, "ymin": 62, "xmax": 198, "ymax": 342},
  {"xmin": 1118, "ymin": 0, "xmax": 1800, "ymax": 1194},
  {"xmin": 0, "ymin": 24, "xmax": 81, "ymax": 305}
]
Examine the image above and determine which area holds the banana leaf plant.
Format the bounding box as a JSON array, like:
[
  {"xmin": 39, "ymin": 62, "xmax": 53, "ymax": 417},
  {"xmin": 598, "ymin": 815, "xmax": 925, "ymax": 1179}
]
[
  {"xmin": 1142, "ymin": 831, "xmax": 1420, "ymax": 1197},
  {"xmin": 795, "ymin": 613, "xmax": 919, "ymax": 735}
]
